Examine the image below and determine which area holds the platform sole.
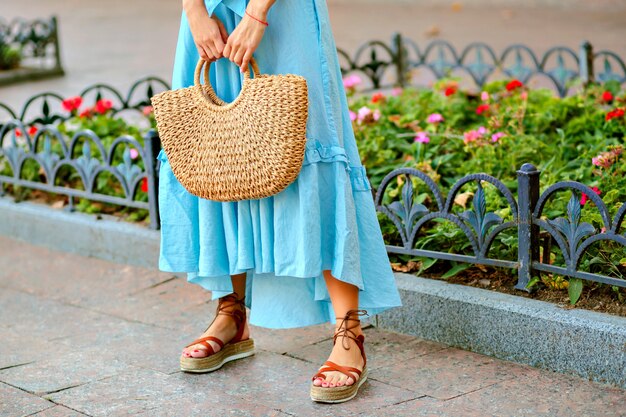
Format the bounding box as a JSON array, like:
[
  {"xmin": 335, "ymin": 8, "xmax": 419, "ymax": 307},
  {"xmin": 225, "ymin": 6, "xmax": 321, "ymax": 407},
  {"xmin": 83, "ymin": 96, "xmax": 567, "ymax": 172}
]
[
  {"xmin": 180, "ymin": 338, "xmax": 255, "ymax": 373},
  {"xmin": 310, "ymin": 367, "xmax": 368, "ymax": 403}
]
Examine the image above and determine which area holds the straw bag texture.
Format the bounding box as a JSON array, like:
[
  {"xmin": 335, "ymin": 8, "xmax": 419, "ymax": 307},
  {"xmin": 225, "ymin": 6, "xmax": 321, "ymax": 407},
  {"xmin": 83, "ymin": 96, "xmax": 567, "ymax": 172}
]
[{"xmin": 150, "ymin": 57, "xmax": 308, "ymax": 201}]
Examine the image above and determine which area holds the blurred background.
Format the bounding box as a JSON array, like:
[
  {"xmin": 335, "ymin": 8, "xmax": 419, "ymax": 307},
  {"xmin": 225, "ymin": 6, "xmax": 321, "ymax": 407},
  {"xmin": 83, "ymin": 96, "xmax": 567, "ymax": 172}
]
[{"xmin": 2, "ymin": 0, "xmax": 626, "ymax": 104}]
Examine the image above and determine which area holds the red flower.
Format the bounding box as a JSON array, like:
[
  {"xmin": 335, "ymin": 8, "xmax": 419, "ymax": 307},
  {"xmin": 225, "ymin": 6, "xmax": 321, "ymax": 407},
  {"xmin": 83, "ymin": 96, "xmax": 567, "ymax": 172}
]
[
  {"xmin": 371, "ymin": 92, "xmax": 385, "ymax": 103},
  {"xmin": 79, "ymin": 109, "xmax": 92, "ymax": 118},
  {"xmin": 142, "ymin": 105, "xmax": 154, "ymax": 116},
  {"xmin": 606, "ymin": 108, "xmax": 625, "ymax": 121},
  {"xmin": 476, "ymin": 104, "xmax": 490, "ymax": 115},
  {"xmin": 506, "ymin": 79, "xmax": 523, "ymax": 91},
  {"xmin": 581, "ymin": 186, "xmax": 601, "ymax": 206},
  {"xmin": 444, "ymin": 86, "xmax": 457, "ymax": 97},
  {"xmin": 61, "ymin": 96, "xmax": 83, "ymax": 113},
  {"xmin": 14, "ymin": 128, "xmax": 22, "ymax": 137},
  {"xmin": 141, "ymin": 177, "xmax": 149, "ymax": 193},
  {"xmin": 94, "ymin": 99, "xmax": 114, "ymax": 115},
  {"xmin": 28, "ymin": 126, "xmax": 38, "ymax": 136},
  {"xmin": 602, "ymin": 91, "xmax": 614, "ymax": 103}
]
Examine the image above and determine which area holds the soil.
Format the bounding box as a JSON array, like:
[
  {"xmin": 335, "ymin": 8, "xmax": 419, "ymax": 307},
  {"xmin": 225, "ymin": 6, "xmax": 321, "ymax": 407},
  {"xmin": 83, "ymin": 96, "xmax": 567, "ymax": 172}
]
[{"xmin": 391, "ymin": 261, "xmax": 626, "ymax": 318}]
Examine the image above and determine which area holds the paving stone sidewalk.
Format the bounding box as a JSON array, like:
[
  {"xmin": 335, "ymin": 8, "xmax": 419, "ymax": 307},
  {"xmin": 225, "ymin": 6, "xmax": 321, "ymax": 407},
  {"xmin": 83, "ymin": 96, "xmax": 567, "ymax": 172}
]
[{"xmin": 0, "ymin": 235, "xmax": 625, "ymax": 417}]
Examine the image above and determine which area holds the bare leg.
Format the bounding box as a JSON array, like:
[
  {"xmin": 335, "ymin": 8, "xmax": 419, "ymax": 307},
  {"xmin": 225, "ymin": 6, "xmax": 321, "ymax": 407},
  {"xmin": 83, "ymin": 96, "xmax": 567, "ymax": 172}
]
[
  {"xmin": 312, "ymin": 270, "xmax": 365, "ymax": 387},
  {"xmin": 182, "ymin": 272, "xmax": 250, "ymax": 358}
]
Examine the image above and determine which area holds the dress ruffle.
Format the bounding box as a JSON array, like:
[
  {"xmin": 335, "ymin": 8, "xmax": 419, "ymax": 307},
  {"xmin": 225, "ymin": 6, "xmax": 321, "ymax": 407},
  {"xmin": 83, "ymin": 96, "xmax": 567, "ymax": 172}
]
[{"xmin": 157, "ymin": 0, "xmax": 402, "ymax": 328}]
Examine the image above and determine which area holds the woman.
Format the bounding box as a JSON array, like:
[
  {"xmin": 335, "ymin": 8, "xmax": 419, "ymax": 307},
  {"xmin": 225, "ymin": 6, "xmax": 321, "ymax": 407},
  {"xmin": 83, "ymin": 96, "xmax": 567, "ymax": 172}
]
[{"xmin": 156, "ymin": 0, "xmax": 402, "ymax": 403}]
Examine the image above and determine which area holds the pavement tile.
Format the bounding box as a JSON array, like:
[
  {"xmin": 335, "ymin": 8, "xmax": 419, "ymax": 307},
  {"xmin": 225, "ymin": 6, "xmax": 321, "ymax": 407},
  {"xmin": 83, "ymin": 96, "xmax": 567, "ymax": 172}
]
[
  {"xmin": 358, "ymin": 396, "xmax": 499, "ymax": 417},
  {"xmin": 370, "ymin": 347, "xmax": 523, "ymax": 400},
  {"xmin": 30, "ymin": 405, "xmax": 90, "ymax": 416},
  {"xmin": 0, "ymin": 239, "xmax": 171, "ymax": 305},
  {"xmin": 0, "ymin": 347, "xmax": 128, "ymax": 395},
  {"xmin": 440, "ymin": 367, "xmax": 626, "ymax": 417},
  {"xmin": 0, "ymin": 381, "xmax": 56, "ymax": 417},
  {"xmin": 287, "ymin": 327, "xmax": 447, "ymax": 370},
  {"xmin": 167, "ymin": 350, "xmax": 420, "ymax": 417},
  {"xmin": 52, "ymin": 317, "xmax": 189, "ymax": 375},
  {"xmin": 0, "ymin": 289, "xmax": 116, "ymax": 341},
  {"xmin": 251, "ymin": 322, "xmax": 337, "ymax": 355},
  {"xmin": 86, "ymin": 277, "xmax": 216, "ymax": 330},
  {"xmin": 46, "ymin": 366, "xmax": 288, "ymax": 417},
  {"xmin": 46, "ymin": 367, "xmax": 187, "ymax": 416}
]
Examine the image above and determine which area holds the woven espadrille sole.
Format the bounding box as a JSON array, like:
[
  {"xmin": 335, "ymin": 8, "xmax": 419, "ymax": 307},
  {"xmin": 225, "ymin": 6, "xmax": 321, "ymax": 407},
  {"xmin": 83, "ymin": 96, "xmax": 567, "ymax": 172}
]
[
  {"xmin": 180, "ymin": 338, "xmax": 255, "ymax": 373},
  {"xmin": 310, "ymin": 367, "xmax": 368, "ymax": 403}
]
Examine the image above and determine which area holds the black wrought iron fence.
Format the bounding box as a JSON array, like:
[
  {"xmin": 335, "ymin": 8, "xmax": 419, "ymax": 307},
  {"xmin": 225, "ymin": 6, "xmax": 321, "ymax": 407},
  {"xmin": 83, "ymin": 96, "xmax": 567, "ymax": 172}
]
[
  {"xmin": 0, "ymin": 16, "xmax": 63, "ymax": 85},
  {"xmin": 337, "ymin": 33, "xmax": 626, "ymax": 96},
  {"xmin": 0, "ymin": 77, "xmax": 169, "ymax": 230},
  {"xmin": 375, "ymin": 164, "xmax": 626, "ymax": 290}
]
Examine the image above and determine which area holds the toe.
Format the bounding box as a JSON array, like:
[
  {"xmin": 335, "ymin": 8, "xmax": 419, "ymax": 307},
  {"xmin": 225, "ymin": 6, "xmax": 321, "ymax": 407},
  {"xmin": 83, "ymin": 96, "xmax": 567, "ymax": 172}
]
[
  {"xmin": 345, "ymin": 376, "xmax": 355, "ymax": 386},
  {"xmin": 313, "ymin": 377, "xmax": 323, "ymax": 386}
]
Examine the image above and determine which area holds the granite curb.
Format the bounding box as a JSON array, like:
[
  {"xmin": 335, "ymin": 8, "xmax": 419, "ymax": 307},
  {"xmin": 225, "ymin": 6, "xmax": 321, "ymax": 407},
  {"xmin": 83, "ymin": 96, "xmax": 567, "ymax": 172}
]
[
  {"xmin": 378, "ymin": 272, "xmax": 626, "ymax": 389},
  {"xmin": 1, "ymin": 196, "xmax": 624, "ymax": 388}
]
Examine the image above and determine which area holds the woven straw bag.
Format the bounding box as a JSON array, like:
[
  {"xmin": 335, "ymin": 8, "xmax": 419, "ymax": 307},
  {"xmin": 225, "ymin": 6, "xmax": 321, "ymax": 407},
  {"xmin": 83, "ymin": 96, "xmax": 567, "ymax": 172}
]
[{"xmin": 151, "ymin": 57, "xmax": 308, "ymax": 201}]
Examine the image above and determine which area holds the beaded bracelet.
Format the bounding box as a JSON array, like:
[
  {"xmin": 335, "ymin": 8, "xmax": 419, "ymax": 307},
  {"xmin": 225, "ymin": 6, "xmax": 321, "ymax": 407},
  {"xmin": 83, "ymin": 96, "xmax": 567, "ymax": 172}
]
[{"xmin": 245, "ymin": 10, "xmax": 269, "ymax": 26}]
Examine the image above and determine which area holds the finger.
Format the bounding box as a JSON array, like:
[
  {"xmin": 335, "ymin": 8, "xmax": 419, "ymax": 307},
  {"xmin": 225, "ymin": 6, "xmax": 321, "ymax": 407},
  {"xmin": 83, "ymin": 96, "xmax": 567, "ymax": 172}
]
[
  {"xmin": 233, "ymin": 47, "xmax": 245, "ymax": 68},
  {"xmin": 197, "ymin": 44, "xmax": 211, "ymax": 62},
  {"xmin": 241, "ymin": 49, "xmax": 253, "ymax": 74},
  {"xmin": 216, "ymin": 19, "xmax": 229, "ymax": 44},
  {"xmin": 222, "ymin": 42, "xmax": 232, "ymax": 60},
  {"xmin": 204, "ymin": 40, "xmax": 220, "ymax": 60}
]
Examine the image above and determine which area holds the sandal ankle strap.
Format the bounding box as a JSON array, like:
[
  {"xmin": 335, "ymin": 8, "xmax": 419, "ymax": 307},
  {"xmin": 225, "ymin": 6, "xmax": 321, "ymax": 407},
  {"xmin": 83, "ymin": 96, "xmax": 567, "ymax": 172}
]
[{"xmin": 333, "ymin": 309, "xmax": 368, "ymax": 365}]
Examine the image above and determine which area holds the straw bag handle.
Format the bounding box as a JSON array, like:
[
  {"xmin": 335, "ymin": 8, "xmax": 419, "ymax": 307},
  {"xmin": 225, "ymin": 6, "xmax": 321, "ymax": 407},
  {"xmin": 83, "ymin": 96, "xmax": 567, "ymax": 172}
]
[{"xmin": 194, "ymin": 57, "xmax": 261, "ymax": 110}]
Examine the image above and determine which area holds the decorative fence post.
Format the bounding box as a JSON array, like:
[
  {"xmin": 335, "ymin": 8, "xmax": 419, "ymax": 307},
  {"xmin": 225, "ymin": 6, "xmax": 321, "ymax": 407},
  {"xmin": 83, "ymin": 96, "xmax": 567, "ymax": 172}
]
[
  {"xmin": 516, "ymin": 163, "xmax": 541, "ymax": 291},
  {"xmin": 51, "ymin": 16, "xmax": 64, "ymax": 74},
  {"xmin": 579, "ymin": 40, "xmax": 594, "ymax": 86},
  {"xmin": 391, "ymin": 32, "xmax": 407, "ymax": 88},
  {"xmin": 144, "ymin": 130, "xmax": 161, "ymax": 230}
]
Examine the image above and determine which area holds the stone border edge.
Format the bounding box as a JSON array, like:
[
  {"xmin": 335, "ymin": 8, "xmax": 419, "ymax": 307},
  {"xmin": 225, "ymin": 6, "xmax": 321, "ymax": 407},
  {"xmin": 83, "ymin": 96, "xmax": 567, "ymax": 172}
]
[{"xmin": 375, "ymin": 272, "xmax": 626, "ymax": 389}]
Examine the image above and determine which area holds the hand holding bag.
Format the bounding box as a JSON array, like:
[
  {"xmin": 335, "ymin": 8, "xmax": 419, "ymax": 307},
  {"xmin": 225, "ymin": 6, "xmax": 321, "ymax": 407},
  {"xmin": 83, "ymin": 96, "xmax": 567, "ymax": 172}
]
[{"xmin": 150, "ymin": 57, "xmax": 309, "ymax": 202}]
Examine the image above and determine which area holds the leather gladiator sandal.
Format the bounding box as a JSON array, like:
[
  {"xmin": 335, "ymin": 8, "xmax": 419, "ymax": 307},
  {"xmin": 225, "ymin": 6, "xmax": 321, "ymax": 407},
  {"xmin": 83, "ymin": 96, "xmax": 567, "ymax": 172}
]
[
  {"xmin": 310, "ymin": 309, "xmax": 369, "ymax": 403},
  {"xmin": 180, "ymin": 292, "xmax": 255, "ymax": 373}
]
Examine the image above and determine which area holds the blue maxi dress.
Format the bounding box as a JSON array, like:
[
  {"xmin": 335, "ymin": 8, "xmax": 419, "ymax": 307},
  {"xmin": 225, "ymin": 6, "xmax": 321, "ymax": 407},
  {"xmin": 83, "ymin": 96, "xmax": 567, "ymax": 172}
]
[{"xmin": 156, "ymin": 0, "xmax": 402, "ymax": 328}]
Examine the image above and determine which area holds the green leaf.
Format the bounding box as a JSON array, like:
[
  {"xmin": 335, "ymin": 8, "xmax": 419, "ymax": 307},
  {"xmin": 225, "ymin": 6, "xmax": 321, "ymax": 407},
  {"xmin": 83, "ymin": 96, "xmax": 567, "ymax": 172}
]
[
  {"xmin": 418, "ymin": 257, "xmax": 438, "ymax": 274},
  {"xmin": 441, "ymin": 262, "xmax": 470, "ymax": 279},
  {"xmin": 568, "ymin": 278, "xmax": 583, "ymax": 305},
  {"xmin": 526, "ymin": 276, "xmax": 541, "ymax": 289}
]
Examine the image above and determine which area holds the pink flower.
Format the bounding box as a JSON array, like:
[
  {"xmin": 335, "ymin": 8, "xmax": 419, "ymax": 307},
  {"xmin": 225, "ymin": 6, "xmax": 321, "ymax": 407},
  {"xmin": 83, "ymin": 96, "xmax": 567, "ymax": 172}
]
[
  {"xmin": 481, "ymin": 91, "xmax": 490, "ymax": 102},
  {"xmin": 356, "ymin": 106, "xmax": 380, "ymax": 124},
  {"xmin": 491, "ymin": 132, "xmax": 505, "ymax": 142},
  {"xmin": 414, "ymin": 132, "xmax": 430, "ymax": 143},
  {"xmin": 129, "ymin": 148, "xmax": 139, "ymax": 159},
  {"xmin": 343, "ymin": 74, "xmax": 362, "ymax": 89},
  {"xmin": 349, "ymin": 110, "xmax": 357, "ymax": 122},
  {"xmin": 392, "ymin": 87, "xmax": 403, "ymax": 96},
  {"xmin": 520, "ymin": 91, "xmax": 528, "ymax": 100},
  {"xmin": 580, "ymin": 186, "xmax": 601, "ymax": 206},
  {"xmin": 463, "ymin": 126, "xmax": 486, "ymax": 145},
  {"xmin": 427, "ymin": 113, "xmax": 444, "ymax": 124},
  {"xmin": 142, "ymin": 106, "xmax": 154, "ymax": 116}
]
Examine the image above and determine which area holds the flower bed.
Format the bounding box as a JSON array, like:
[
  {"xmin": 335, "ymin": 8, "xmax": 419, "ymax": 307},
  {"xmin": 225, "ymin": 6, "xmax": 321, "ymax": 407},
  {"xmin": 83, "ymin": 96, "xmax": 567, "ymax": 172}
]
[
  {"xmin": 1, "ymin": 95, "xmax": 157, "ymax": 224},
  {"xmin": 345, "ymin": 74, "xmax": 626, "ymax": 312}
]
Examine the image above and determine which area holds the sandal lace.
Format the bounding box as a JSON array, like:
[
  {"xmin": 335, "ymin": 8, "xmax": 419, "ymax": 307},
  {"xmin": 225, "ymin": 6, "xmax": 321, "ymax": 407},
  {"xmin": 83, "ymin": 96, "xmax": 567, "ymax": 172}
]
[{"xmin": 333, "ymin": 309, "xmax": 368, "ymax": 351}]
